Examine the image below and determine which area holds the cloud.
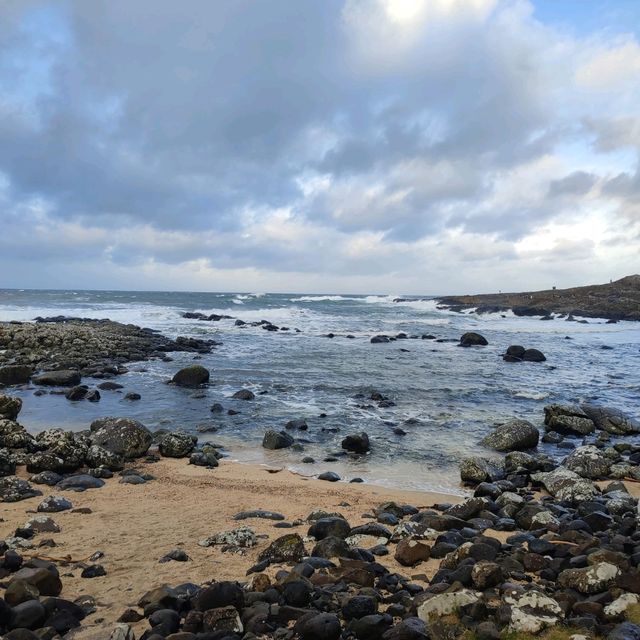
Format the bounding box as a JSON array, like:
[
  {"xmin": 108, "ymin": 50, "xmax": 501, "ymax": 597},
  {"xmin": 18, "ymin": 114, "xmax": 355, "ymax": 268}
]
[{"xmin": 0, "ymin": 0, "xmax": 639, "ymax": 293}]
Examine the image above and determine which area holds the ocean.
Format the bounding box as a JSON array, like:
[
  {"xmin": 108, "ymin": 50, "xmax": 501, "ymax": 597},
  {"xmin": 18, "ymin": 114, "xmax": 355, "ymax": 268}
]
[{"xmin": 1, "ymin": 288, "xmax": 638, "ymax": 494}]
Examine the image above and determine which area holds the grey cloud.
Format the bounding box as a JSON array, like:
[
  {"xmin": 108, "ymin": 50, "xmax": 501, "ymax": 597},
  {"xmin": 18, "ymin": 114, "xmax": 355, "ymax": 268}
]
[{"xmin": 548, "ymin": 171, "xmax": 597, "ymax": 197}]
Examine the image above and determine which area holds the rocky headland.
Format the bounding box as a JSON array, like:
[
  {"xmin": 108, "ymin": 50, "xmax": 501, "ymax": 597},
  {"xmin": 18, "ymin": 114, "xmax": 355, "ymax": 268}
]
[{"xmin": 434, "ymin": 275, "xmax": 640, "ymax": 321}]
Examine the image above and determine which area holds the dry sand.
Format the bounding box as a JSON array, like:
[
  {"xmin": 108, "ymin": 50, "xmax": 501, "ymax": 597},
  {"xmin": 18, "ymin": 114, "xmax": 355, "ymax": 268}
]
[{"xmin": 1, "ymin": 458, "xmax": 468, "ymax": 638}]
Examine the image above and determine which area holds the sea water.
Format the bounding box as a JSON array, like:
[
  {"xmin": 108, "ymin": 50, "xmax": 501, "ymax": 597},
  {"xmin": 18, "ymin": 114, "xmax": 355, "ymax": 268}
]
[{"xmin": 1, "ymin": 289, "xmax": 638, "ymax": 494}]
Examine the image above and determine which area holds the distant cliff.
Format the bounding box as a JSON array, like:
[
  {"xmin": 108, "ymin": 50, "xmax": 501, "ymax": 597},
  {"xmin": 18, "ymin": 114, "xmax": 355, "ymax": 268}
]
[{"xmin": 435, "ymin": 275, "xmax": 640, "ymax": 321}]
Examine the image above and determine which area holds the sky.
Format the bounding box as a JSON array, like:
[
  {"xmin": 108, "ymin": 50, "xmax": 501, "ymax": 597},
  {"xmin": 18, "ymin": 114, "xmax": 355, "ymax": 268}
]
[{"xmin": 0, "ymin": 0, "xmax": 639, "ymax": 295}]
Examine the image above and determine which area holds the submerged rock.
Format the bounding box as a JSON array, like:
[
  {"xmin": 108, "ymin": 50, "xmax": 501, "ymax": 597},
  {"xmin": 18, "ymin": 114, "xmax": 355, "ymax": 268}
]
[
  {"xmin": 171, "ymin": 365, "xmax": 210, "ymax": 387},
  {"xmin": 459, "ymin": 332, "xmax": 488, "ymax": 347}
]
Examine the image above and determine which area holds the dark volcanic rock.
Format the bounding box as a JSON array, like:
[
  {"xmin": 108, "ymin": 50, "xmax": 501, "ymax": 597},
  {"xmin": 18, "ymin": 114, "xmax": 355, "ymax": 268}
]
[
  {"xmin": 158, "ymin": 432, "xmax": 197, "ymax": 458},
  {"xmin": 262, "ymin": 429, "xmax": 294, "ymax": 450},
  {"xmin": 480, "ymin": 419, "xmax": 539, "ymax": 451},
  {"xmin": 0, "ymin": 364, "xmax": 33, "ymax": 385},
  {"xmin": 0, "ymin": 395, "xmax": 22, "ymax": 420},
  {"xmin": 459, "ymin": 332, "xmax": 488, "ymax": 347},
  {"xmin": 522, "ymin": 348, "xmax": 546, "ymax": 362},
  {"xmin": 32, "ymin": 370, "xmax": 81, "ymax": 387},
  {"xmin": 581, "ymin": 404, "xmax": 640, "ymax": 435},
  {"xmin": 257, "ymin": 533, "xmax": 305, "ymax": 564},
  {"xmin": 342, "ymin": 432, "xmax": 371, "ymax": 454},
  {"xmin": 233, "ymin": 389, "xmax": 255, "ymax": 400},
  {"xmin": 171, "ymin": 365, "xmax": 210, "ymax": 387},
  {"xmin": 90, "ymin": 417, "xmax": 153, "ymax": 458}
]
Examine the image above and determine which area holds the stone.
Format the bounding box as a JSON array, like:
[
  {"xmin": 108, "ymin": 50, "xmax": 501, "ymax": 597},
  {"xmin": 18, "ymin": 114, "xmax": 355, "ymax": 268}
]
[
  {"xmin": 0, "ymin": 476, "xmax": 41, "ymax": 502},
  {"xmin": 57, "ymin": 474, "xmax": 105, "ymax": 490},
  {"xmin": 202, "ymin": 605, "xmax": 243, "ymax": 633},
  {"xmin": 171, "ymin": 365, "xmax": 210, "ymax": 387},
  {"xmin": 199, "ymin": 526, "xmax": 257, "ymax": 549},
  {"xmin": 37, "ymin": 495, "xmax": 73, "ymax": 513},
  {"xmin": 459, "ymin": 332, "xmax": 488, "ymax": 347},
  {"xmin": 8, "ymin": 600, "xmax": 47, "ymax": 630},
  {"xmin": 318, "ymin": 471, "xmax": 340, "ymax": 482},
  {"xmin": 257, "ymin": 533, "xmax": 305, "ymax": 564},
  {"xmin": 24, "ymin": 515, "xmax": 60, "ymax": 534},
  {"xmin": 581, "ymin": 404, "xmax": 640, "ymax": 435},
  {"xmin": 262, "ymin": 429, "xmax": 294, "ymax": 449},
  {"xmin": 564, "ymin": 445, "xmax": 612, "ymax": 478},
  {"xmin": 504, "ymin": 589, "xmax": 563, "ymax": 634},
  {"xmin": 90, "ymin": 417, "xmax": 153, "ymax": 458},
  {"xmin": 480, "ymin": 419, "xmax": 539, "ymax": 451},
  {"xmin": 460, "ymin": 457, "xmax": 503, "ymax": 484},
  {"xmin": 32, "ymin": 370, "xmax": 82, "ymax": 386},
  {"xmin": 194, "ymin": 581, "xmax": 244, "ymax": 611},
  {"xmin": 522, "ymin": 348, "xmax": 546, "ymax": 362},
  {"xmin": 308, "ymin": 517, "xmax": 351, "ymax": 540},
  {"xmin": 0, "ymin": 447, "xmax": 16, "ymax": 476},
  {"xmin": 158, "ymin": 432, "xmax": 197, "ymax": 458},
  {"xmin": 0, "ymin": 395, "xmax": 22, "ymax": 420},
  {"xmin": 558, "ymin": 562, "xmax": 621, "ymax": 594},
  {"xmin": 294, "ymin": 612, "xmax": 342, "ymax": 640},
  {"xmin": 531, "ymin": 467, "xmax": 598, "ymax": 503},
  {"xmin": 11, "ymin": 567, "xmax": 62, "ymax": 596},
  {"xmin": 417, "ymin": 590, "xmax": 480, "ymax": 620},
  {"xmin": 233, "ymin": 389, "xmax": 255, "ymax": 400},
  {"xmin": 0, "ymin": 365, "xmax": 33, "ymax": 385},
  {"xmin": 85, "ymin": 444, "xmax": 124, "ymax": 470},
  {"xmin": 471, "ymin": 561, "xmax": 503, "ymax": 589},
  {"xmin": 394, "ymin": 539, "xmax": 430, "ymax": 566},
  {"xmin": 342, "ymin": 432, "xmax": 371, "ymax": 454}
]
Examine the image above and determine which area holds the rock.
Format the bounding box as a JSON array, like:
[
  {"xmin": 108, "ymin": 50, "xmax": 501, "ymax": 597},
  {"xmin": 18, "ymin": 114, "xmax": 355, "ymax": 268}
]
[
  {"xmin": 158, "ymin": 432, "xmax": 197, "ymax": 458},
  {"xmin": 382, "ymin": 617, "xmax": 427, "ymax": 640},
  {"xmin": 11, "ymin": 567, "xmax": 62, "ymax": 596},
  {"xmin": 24, "ymin": 515, "xmax": 60, "ymax": 533},
  {"xmin": 318, "ymin": 471, "xmax": 340, "ymax": 482},
  {"xmin": 308, "ymin": 517, "xmax": 351, "ymax": 540},
  {"xmin": 416, "ymin": 590, "xmax": 480, "ymax": 620},
  {"xmin": 8, "ymin": 599, "xmax": 47, "ymax": 630},
  {"xmin": 57, "ymin": 474, "xmax": 105, "ymax": 490},
  {"xmin": 548, "ymin": 415, "xmax": 595, "ymax": 435},
  {"xmin": 234, "ymin": 509, "xmax": 285, "ymax": 521},
  {"xmin": 194, "ymin": 581, "xmax": 244, "ymax": 611},
  {"xmin": 0, "ymin": 395, "xmax": 22, "ymax": 420},
  {"xmin": 98, "ymin": 381, "xmax": 124, "ymax": 390},
  {"xmin": 522, "ymin": 348, "xmax": 546, "ymax": 362},
  {"xmin": 294, "ymin": 612, "xmax": 342, "ymax": 640},
  {"xmin": 233, "ymin": 389, "xmax": 255, "ymax": 400},
  {"xmin": 480, "ymin": 419, "xmax": 539, "ymax": 451},
  {"xmin": 504, "ymin": 345, "xmax": 526, "ymax": 360},
  {"xmin": 558, "ymin": 562, "xmax": 621, "ymax": 594},
  {"xmin": 504, "ymin": 589, "xmax": 563, "ymax": 634},
  {"xmin": 285, "ymin": 418, "xmax": 308, "ymax": 430},
  {"xmin": 0, "ymin": 476, "xmax": 41, "ymax": 502},
  {"xmin": 257, "ymin": 533, "xmax": 305, "ymax": 564},
  {"xmin": 4, "ymin": 579, "xmax": 40, "ymax": 606},
  {"xmin": 64, "ymin": 386, "xmax": 90, "ymax": 401},
  {"xmin": 459, "ymin": 332, "xmax": 488, "ymax": 347},
  {"xmin": 394, "ymin": 539, "xmax": 430, "ymax": 566},
  {"xmin": 604, "ymin": 594, "xmax": 640, "ymax": 620},
  {"xmin": 199, "ymin": 526, "xmax": 257, "ymax": 548},
  {"xmin": 460, "ymin": 457, "xmax": 503, "ymax": 484},
  {"xmin": 564, "ymin": 445, "xmax": 612, "ymax": 478},
  {"xmin": 0, "ymin": 365, "xmax": 33, "ymax": 385},
  {"xmin": 85, "ymin": 444, "xmax": 124, "ymax": 470},
  {"xmin": 610, "ymin": 622, "xmax": 640, "ymax": 640},
  {"xmin": 171, "ymin": 365, "xmax": 210, "ymax": 387},
  {"xmin": 109, "ymin": 623, "xmax": 136, "ymax": 640},
  {"xmin": 342, "ymin": 432, "xmax": 370, "ymax": 454},
  {"xmin": 202, "ymin": 605, "xmax": 243, "ymax": 633},
  {"xmin": 531, "ymin": 467, "xmax": 599, "ymax": 503},
  {"xmin": 0, "ymin": 448, "xmax": 16, "ymax": 476},
  {"xmin": 581, "ymin": 404, "xmax": 640, "ymax": 435},
  {"xmin": 30, "ymin": 471, "xmax": 63, "ymax": 486},
  {"xmin": 471, "ymin": 561, "xmax": 503, "ymax": 589},
  {"xmin": 189, "ymin": 451, "xmax": 220, "ymax": 467},
  {"xmin": 37, "ymin": 495, "xmax": 72, "ymax": 512},
  {"xmin": 32, "ymin": 370, "xmax": 81, "ymax": 387},
  {"xmin": 124, "ymin": 392, "xmax": 141, "ymax": 400},
  {"xmin": 90, "ymin": 417, "xmax": 153, "ymax": 458},
  {"xmin": 262, "ymin": 429, "xmax": 294, "ymax": 450},
  {"xmin": 81, "ymin": 564, "xmax": 107, "ymax": 578}
]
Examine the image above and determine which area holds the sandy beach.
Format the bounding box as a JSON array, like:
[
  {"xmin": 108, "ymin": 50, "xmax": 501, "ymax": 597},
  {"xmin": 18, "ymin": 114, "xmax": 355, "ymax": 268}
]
[{"xmin": 1, "ymin": 458, "xmax": 470, "ymax": 638}]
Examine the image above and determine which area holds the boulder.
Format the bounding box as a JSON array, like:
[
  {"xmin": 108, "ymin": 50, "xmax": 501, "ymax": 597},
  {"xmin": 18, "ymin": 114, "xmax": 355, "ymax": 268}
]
[
  {"xmin": 558, "ymin": 562, "xmax": 621, "ymax": 594},
  {"xmin": 158, "ymin": 432, "xmax": 197, "ymax": 458},
  {"xmin": 171, "ymin": 365, "xmax": 210, "ymax": 388},
  {"xmin": 0, "ymin": 476, "xmax": 41, "ymax": 502},
  {"xmin": 522, "ymin": 349, "xmax": 546, "ymax": 362},
  {"xmin": 0, "ymin": 448, "xmax": 16, "ymax": 476},
  {"xmin": 262, "ymin": 429, "xmax": 294, "ymax": 450},
  {"xmin": 342, "ymin": 432, "xmax": 370, "ymax": 454},
  {"xmin": 504, "ymin": 590, "xmax": 563, "ymax": 634},
  {"xmin": 564, "ymin": 445, "xmax": 612, "ymax": 479},
  {"xmin": 581, "ymin": 404, "xmax": 640, "ymax": 435},
  {"xmin": 257, "ymin": 533, "xmax": 305, "ymax": 564},
  {"xmin": 90, "ymin": 417, "xmax": 153, "ymax": 458},
  {"xmin": 531, "ymin": 467, "xmax": 598, "ymax": 503},
  {"xmin": 460, "ymin": 457, "xmax": 503, "ymax": 484},
  {"xmin": 233, "ymin": 389, "xmax": 255, "ymax": 400},
  {"xmin": 0, "ymin": 395, "xmax": 22, "ymax": 420},
  {"xmin": 32, "ymin": 370, "xmax": 81, "ymax": 387},
  {"xmin": 0, "ymin": 365, "xmax": 33, "ymax": 386},
  {"xmin": 480, "ymin": 419, "xmax": 539, "ymax": 451},
  {"xmin": 394, "ymin": 539, "xmax": 430, "ymax": 566},
  {"xmin": 459, "ymin": 332, "xmax": 488, "ymax": 347},
  {"xmin": 417, "ymin": 590, "xmax": 480, "ymax": 620}
]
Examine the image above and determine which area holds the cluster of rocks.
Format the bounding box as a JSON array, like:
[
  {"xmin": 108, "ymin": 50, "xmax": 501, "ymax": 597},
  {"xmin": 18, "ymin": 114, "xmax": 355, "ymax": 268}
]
[
  {"xmin": 0, "ymin": 397, "xmax": 222, "ymax": 503},
  {"xmin": 0, "ymin": 319, "xmax": 218, "ymax": 387},
  {"xmin": 183, "ymin": 312, "xmax": 300, "ymax": 334}
]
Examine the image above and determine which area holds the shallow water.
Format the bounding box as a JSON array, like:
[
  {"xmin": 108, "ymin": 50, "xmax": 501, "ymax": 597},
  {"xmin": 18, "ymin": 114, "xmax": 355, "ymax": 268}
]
[{"xmin": 1, "ymin": 289, "xmax": 639, "ymax": 494}]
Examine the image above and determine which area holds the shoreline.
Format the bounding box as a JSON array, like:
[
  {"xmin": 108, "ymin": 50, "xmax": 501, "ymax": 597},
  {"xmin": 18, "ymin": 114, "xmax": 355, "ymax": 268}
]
[{"xmin": 1, "ymin": 456, "xmax": 464, "ymax": 637}]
